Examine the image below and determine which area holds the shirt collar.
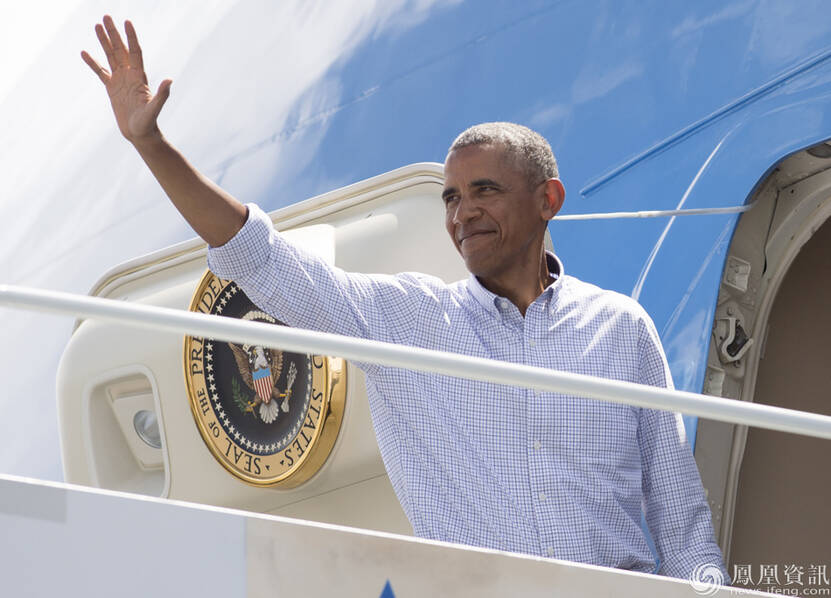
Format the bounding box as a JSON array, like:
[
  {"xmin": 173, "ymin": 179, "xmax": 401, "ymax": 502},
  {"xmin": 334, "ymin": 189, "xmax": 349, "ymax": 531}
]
[{"xmin": 467, "ymin": 251, "xmax": 564, "ymax": 316}]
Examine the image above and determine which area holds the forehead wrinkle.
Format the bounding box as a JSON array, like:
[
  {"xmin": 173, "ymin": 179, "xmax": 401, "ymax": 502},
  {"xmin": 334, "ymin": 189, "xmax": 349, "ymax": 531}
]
[{"xmin": 454, "ymin": 142, "xmax": 540, "ymax": 191}]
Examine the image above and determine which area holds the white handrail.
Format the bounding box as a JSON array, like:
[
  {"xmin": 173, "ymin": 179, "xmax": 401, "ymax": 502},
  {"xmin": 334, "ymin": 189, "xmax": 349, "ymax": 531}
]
[{"xmin": 3, "ymin": 283, "xmax": 831, "ymax": 440}]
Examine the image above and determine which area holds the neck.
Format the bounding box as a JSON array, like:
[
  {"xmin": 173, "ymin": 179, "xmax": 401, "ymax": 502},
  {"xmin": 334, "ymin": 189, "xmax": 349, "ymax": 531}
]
[{"xmin": 478, "ymin": 247, "xmax": 552, "ymax": 316}]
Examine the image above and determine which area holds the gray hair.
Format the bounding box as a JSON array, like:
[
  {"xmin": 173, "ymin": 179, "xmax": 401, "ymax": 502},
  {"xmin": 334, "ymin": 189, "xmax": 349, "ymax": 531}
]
[{"xmin": 447, "ymin": 122, "xmax": 559, "ymax": 187}]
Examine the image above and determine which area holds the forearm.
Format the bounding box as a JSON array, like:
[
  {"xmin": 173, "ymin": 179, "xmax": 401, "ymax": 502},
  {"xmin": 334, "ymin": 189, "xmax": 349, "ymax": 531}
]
[
  {"xmin": 640, "ymin": 410, "xmax": 728, "ymax": 580},
  {"xmin": 635, "ymin": 314, "xmax": 728, "ymax": 581},
  {"xmin": 133, "ymin": 132, "xmax": 247, "ymax": 247}
]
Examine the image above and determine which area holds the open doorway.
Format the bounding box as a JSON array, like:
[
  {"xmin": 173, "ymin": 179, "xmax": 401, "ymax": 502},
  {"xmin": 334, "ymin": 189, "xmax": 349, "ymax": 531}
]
[
  {"xmin": 728, "ymin": 214, "xmax": 831, "ymax": 580},
  {"xmin": 694, "ymin": 142, "xmax": 831, "ymax": 592}
]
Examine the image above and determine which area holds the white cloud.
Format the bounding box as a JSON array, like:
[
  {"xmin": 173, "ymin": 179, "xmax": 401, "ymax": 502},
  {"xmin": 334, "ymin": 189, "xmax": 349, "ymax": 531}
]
[
  {"xmin": 571, "ymin": 61, "xmax": 643, "ymax": 105},
  {"xmin": 529, "ymin": 103, "xmax": 570, "ymax": 129}
]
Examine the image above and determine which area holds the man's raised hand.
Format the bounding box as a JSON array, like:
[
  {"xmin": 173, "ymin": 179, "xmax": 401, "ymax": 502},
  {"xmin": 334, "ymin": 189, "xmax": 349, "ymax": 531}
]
[
  {"xmin": 80, "ymin": 15, "xmax": 247, "ymax": 246},
  {"xmin": 81, "ymin": 16, "xmax": 172, "ymax": 144}
]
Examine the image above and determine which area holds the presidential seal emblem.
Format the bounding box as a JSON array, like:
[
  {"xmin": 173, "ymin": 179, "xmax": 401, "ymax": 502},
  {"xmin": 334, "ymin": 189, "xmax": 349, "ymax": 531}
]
[{"xmin": 184, "ymin": 271, "xmax": 346, "ymax": 487}]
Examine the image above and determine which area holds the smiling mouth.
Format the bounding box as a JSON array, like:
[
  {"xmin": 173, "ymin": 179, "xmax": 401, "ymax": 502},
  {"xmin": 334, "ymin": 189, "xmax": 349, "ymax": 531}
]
[{"xmin": 459, "ymin": 231, "xmax": 495, "ymax": 245}]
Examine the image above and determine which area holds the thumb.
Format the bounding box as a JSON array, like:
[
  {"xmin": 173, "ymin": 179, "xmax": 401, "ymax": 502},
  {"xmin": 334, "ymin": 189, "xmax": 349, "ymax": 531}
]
[{"xmin": 148, "ymin": 79, "xmax": 172, "ymax": 120}]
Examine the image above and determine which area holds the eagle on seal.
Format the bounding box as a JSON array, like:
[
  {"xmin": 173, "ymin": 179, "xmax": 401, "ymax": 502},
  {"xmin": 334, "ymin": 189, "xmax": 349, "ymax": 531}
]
[{"xmin": 229, "ymin": 310, "xmax": 294, "ymax": 423}]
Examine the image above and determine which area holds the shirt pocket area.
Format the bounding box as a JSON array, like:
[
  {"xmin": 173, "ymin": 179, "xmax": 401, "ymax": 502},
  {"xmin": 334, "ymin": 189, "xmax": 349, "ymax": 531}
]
[{"xmin": 550, "ymin": 396, "xmax": 641, "ymax": 474}]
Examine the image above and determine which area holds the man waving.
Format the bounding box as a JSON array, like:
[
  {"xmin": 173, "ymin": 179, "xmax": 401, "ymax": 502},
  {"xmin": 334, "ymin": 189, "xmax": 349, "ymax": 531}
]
[{"xmin": 82, "ymin": 16, "xmax": 728, "ymax": 582}]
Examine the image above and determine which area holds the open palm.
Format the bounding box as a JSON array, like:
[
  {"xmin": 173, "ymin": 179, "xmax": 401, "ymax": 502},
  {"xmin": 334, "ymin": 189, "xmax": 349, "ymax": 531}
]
[{"xmin": 82, "ymin": 16, "xmax": 171, "ymax": 142}]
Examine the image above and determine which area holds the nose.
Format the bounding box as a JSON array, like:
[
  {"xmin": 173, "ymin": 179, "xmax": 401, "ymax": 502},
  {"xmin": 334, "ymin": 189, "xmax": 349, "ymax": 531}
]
[{"xmin": 451, "ymin": 193, "xmax": 480, "ymax": 225}]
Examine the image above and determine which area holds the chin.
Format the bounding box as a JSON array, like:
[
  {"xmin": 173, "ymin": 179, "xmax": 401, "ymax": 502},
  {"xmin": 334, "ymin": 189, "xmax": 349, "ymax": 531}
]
[{"xmin": 462, "ymin": 258, "xmax": 491, "ymax": 278}]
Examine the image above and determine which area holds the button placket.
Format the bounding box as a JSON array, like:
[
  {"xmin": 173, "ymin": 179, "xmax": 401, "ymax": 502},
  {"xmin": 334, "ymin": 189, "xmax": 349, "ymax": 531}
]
[{"xmin": 526, "ymin": 305, "xmax": 556, "ymax": 560}]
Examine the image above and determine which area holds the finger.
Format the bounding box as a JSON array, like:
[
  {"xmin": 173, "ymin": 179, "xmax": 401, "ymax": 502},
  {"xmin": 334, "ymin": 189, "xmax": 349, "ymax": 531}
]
[
  {"xmin": 81, "ymin": 50, "xmax": 110, "ymax": 84},
  {"xmin": 94, "ymin": 23, "xmax": 118, "ymax": 71},
  {"xmin": 103, "ymin": 14, "xmax": 128, "ymax": 67},
  {"xmin": 148, "ymin": 79, "xmax": 173, "ymax": 121},
  {"xmin": 124, "ymin": 20, "xmax": 145, "ymax": 77}
]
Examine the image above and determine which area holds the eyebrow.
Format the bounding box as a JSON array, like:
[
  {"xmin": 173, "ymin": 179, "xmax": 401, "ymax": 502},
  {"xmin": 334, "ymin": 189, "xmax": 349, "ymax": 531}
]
[
  {"xmin": 441, "ymin": 186, "xmax": 458, "ymax": 201},
  {"xmin": 470, "ymin": 178, "xmax": 502, "ymax": 188},
  {"xmin": 442, "ymin": 178, "xmax": 503, "ymax": 200}
]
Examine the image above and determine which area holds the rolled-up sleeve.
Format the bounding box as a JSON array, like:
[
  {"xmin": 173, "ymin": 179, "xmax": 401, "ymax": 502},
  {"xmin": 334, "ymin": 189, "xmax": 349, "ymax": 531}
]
[
  {"xmin": 207, "ymin": 203, "xmax": 429, "ymax": 351},
  {"xmin": 208, "ymin": 204, "xmax": 274, "ymax": 280}
]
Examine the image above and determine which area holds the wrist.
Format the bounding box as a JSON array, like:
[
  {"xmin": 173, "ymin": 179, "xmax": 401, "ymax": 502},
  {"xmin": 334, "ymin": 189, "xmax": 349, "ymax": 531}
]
[{"xmin": 131, "ymin": 129, "xmax": 167, "ymax": 153}]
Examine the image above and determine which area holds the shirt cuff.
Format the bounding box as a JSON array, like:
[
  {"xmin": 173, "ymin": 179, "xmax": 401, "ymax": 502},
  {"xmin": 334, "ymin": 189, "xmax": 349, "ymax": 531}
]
[
  {"xmin": 658, "ymin": 545, "xmax": 731, "ymax": 585},
  {"xmin": 207, "ymin": 203, "xmax": 273, "ymax": 280}
]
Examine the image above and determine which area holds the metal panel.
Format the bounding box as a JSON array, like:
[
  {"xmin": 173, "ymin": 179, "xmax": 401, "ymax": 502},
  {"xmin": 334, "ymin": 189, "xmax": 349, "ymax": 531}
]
[{"xmin": 0, "ymin": 474, "xmax": 771, "ymax": 597}]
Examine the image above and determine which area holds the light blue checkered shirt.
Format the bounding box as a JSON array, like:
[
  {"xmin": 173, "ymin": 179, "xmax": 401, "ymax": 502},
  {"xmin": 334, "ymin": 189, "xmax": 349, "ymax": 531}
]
[{"xmin": 208, "ymin": 204, "xmax": 728, "ymax": 581}]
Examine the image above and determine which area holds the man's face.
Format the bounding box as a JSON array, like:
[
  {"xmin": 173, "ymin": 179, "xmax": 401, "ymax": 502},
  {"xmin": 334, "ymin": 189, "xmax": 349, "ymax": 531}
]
[{"xmin": 443, "ymin": 143, "xmax": 554, "ymax": 280}]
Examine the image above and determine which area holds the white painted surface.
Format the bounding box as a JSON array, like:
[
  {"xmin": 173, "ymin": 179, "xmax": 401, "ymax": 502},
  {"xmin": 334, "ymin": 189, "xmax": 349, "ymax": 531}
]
[
  {"xmin": 0, "ymin": 474, "xmax": 246, "ymax": 598},
  {"xmin": 0, "ymin": 474, "xmax": 776, "ymax": 597}
]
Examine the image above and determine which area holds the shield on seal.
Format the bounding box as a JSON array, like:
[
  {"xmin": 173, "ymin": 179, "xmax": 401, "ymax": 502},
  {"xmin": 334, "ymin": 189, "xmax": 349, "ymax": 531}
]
[{"xmin": 252, "ymin": 367, "xmax": 273, "ymax": 402}]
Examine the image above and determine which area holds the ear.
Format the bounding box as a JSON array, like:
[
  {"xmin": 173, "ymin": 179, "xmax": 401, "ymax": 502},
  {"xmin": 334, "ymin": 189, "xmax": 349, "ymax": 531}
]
[{"xmin": 540, "ymin": 178, "xmax": 565, "ymax": 220}]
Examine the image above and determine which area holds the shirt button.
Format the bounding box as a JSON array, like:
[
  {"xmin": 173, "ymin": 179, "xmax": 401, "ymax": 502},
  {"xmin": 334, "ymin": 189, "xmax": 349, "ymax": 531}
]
[
  {"xmin": 529, "ymin": 339, "xmax": 537, "ymax": 348},
  {"xmin": 539, "ymin": 492, "xmax": 546, "ymax": 502},
  {"xmin": 533, "ymin": 440, "xmax": 542, "ymax": 451},
  {"xmin": 547, "ymin": 546, "xmax": 555, "ymax": 557}
]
